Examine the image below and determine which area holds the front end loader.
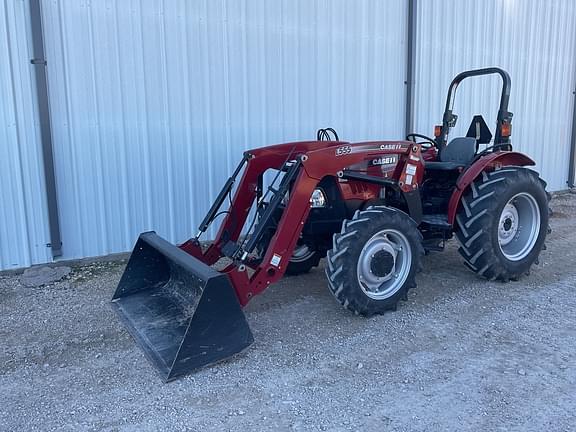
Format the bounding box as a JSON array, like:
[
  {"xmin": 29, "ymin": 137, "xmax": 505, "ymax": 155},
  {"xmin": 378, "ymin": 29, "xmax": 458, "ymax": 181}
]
[{"xmin": 112, "ymin": 68, "xmax": 549, "ymax": 381}]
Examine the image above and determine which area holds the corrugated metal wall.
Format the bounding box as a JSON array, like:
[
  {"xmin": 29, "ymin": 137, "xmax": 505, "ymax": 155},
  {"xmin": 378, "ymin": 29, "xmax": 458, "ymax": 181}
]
[
  {"xmin": 2, "ymin": 0, "xmax": 576, "ymax": 270},
  {"xmin": 40, "ymin": 0, "xmax": 408, "ymax": 261},
  {"xmin": 413, "ymin": 0, "xmax": 576, "ymax": 191},
  {"xmin": 0, "ymin": 0, "xmax": 51, "ymax": 270}
]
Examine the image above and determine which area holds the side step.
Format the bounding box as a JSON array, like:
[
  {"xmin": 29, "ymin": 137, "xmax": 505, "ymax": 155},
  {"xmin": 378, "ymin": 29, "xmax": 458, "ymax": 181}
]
[
  {"xmin": 421, "ymin": 214, "xmax": 452, "ymax": 253},
  {"xmin": 421, "ymin": 214, "xmax": 452, "ymax": 230}
]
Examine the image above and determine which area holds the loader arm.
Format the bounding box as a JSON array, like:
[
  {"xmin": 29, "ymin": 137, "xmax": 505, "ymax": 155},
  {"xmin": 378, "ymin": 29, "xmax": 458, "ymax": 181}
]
[{"xmin": 181, "ymin": 140, "xmax": 423, "ymax": 306}]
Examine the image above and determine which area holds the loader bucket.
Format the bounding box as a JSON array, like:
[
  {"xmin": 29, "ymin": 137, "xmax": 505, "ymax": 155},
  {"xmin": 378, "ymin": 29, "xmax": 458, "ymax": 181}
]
[{"xmin": 111, "ymin": 232, "xmax": 253, "ymax": 382}]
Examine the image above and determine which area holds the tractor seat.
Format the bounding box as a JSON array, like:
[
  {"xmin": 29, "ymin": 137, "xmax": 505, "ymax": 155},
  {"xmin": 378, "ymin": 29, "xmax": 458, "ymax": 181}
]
[{"xmin": 425, "ymin": 137, "xmax": 476, "ymax": 171}]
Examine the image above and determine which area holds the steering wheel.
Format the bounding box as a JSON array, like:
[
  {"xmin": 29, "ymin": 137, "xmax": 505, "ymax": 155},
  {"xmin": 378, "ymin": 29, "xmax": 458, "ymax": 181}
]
[{"xmin": 406, "ymin": 133, "xmax": 436, "ymax": 150}]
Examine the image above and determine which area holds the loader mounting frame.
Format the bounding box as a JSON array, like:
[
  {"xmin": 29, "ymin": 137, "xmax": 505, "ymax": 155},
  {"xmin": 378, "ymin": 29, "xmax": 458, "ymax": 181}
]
[{"xmin": 180, "ymin": 140, "xmax": 424, "ymax": 306}]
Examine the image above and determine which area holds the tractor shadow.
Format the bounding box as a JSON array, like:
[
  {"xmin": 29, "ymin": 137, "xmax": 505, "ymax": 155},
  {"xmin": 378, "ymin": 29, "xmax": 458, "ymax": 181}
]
[{"xmin": 245, "ymin": 242, "xmax": 478, "ymax": 317}]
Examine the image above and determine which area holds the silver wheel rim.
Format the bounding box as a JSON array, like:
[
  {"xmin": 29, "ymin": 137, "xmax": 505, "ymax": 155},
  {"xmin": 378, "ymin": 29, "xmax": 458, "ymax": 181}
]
[
  {"xmin": 357, "ymin": 229, "xmax": 412, "ymax": 300},
  {"xmin": 498, "ymin": 192, "xmax": 541, "ymax": 261},
  {"xmin": 290, "ymin": 245, "xmax": 315, "ymax": 263}
]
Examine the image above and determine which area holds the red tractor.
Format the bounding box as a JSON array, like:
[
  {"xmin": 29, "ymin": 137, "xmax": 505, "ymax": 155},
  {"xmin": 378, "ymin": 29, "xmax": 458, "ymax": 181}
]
[{"xmin": 112, "ymin": 68, "xmax": 549, "ymax": 381}]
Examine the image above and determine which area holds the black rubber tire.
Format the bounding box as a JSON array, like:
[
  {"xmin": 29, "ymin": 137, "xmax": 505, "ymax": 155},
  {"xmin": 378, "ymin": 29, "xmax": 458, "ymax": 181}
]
[
  {"xmin": 455, "ymin": 167, "xmax": 549, "ymax": 281},
  {"xmin": 325, "ymin": 206, "xmax": 424, "ymax": 316},
  {"xmin": 285, "ymin": 247, "xmax": 322, "ymax": 275}
]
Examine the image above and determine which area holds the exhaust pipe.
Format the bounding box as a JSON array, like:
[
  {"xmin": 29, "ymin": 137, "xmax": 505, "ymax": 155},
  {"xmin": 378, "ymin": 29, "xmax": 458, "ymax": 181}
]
[{"xmin": 111, "ymin": 232, "xmax": 253, "ymax": 382}]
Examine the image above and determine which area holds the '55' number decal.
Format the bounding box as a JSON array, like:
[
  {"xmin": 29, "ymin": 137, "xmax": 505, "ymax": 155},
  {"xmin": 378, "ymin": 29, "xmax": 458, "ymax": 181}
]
[{"xmin": 335, "ymin": 145, "xmax": 352, "ymax": 156}]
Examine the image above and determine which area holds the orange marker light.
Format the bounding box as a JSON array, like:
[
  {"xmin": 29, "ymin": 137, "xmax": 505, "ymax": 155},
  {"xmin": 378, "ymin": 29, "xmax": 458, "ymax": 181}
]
[
  {"xmin": 501, "ymin": 123, "xmax": 512, "ymax": 137},
  {"xmin": 434, "ymin": 125, "xmax": 442, "ymax": 137}
]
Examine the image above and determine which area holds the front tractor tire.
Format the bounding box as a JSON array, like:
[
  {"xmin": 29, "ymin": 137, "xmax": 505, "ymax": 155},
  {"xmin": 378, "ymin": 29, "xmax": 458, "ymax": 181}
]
[
  {"xmin": 456, "ymin": 167, "xmax": 549, "ymax": 281},
  {"xmin": 325, "ymin": 207, "xmax": 424, "ymax": 316}
]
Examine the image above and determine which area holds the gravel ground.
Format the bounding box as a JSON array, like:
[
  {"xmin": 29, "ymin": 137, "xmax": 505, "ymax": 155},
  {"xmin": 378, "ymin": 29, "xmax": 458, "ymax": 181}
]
[{"xmin": 1, "ymin": 193, "xmax": 575, "ymax": 432}]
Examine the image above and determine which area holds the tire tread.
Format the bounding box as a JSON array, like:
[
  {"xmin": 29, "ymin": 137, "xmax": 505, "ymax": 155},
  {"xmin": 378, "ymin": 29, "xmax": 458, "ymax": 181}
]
[
  {"xmin": 326, "ymin": 206, "xmax": 424, "ymax": 316},
  {"xmin": 455, "ymin": 167, "xmax": 549, "ymax": 281}
]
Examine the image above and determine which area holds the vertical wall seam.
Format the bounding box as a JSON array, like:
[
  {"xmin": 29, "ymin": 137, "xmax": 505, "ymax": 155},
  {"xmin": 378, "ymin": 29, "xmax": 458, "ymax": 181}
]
[
  {"xmin": 569, "ymin": 3, "xmax": 576, "ymax": 189},
  {"xmin": 405, "ymin": 0, "xmax": 416, "ymax": 137},
  {"xmin": 568, "ymin": 68, "xmax": 576, "ymax": 188},
  {"xmin": 28, "ymin": 0, "xmax": 61, "ymax": 257}
]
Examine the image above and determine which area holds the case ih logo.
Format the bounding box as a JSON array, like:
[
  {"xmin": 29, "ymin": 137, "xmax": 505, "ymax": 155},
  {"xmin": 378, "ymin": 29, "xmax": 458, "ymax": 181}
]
[
  {"xmin": 379, "ymin": 144, "xmax": 403, "ymax": 151},
  {"xmin": 371, "ymin": 155, "xmax": 398, "ymax": 166}
]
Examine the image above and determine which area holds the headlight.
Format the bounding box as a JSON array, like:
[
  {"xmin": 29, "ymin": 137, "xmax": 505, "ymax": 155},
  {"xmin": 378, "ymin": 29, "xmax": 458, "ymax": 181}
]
[
  {"xmin": 310, "ymin": 188, "xmax": 327, "ymax": 208},
  {"xmin": 282, "ymin": 188, "xmax": 327, "ymax": 207}
]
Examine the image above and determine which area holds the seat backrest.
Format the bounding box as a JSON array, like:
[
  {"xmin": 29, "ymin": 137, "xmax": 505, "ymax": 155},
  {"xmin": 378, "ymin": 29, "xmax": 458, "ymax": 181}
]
[{"xmin": 440, "ymin": 137, "xmax": 476, "ymax": 164}]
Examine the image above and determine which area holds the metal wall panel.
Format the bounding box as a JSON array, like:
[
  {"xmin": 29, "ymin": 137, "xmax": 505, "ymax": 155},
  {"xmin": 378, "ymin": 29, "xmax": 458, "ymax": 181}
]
[
  {"xmin": 41, "ymin": 0, "xmax": 408, "ymax": 260},
  {"xmin": 0, "ymin": 0, "xmax": 51, "ymax": 270},
  {"xmin": 413, "ymin": 0, "xmax": 576, "ymax": 191}
]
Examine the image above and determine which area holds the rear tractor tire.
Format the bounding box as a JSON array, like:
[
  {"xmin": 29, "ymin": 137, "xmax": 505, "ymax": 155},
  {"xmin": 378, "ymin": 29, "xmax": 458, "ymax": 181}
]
[
  {"xmin": 285, "ymin": 244, "xmax": 322, "ymax": 275},
  {"xmin": 325, "ymin": 206, "xmax": 424, "ymax": 316},
  {"xmin": 456, "ymin": 167, "xmax": 549, "ymax": 281}
]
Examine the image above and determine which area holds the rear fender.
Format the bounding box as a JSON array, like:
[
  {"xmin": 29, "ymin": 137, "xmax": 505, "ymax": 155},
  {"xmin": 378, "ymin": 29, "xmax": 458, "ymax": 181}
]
[{"xmin": 447, "ymin": 151, "xmax": 535, "ymax": 225}]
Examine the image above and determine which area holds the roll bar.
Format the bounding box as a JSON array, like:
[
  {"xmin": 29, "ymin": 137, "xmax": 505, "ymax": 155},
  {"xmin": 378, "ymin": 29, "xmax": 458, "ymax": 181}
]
[{"xmin": 436, "ymin": 67, "xmax": 513, "ymax": 151}]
